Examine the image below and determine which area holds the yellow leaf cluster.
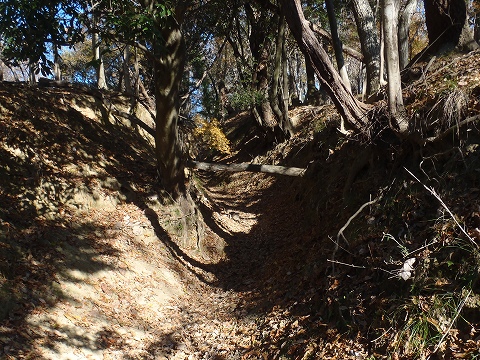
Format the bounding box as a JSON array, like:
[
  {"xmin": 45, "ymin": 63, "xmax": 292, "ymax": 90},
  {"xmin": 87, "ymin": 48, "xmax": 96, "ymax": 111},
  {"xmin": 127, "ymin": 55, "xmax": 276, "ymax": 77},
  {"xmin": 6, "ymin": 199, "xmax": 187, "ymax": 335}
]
[{"xmin": 193, "ymin": 115, "xmax": 231, "ymax": 155}]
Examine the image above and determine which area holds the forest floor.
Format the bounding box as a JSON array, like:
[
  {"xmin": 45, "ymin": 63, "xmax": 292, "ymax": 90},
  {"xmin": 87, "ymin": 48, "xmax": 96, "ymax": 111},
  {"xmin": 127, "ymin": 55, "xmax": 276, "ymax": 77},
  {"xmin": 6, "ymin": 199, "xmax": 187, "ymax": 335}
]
[{"xmin": 1, "ymin": 50, "xmax": 480, "ymax": 360}]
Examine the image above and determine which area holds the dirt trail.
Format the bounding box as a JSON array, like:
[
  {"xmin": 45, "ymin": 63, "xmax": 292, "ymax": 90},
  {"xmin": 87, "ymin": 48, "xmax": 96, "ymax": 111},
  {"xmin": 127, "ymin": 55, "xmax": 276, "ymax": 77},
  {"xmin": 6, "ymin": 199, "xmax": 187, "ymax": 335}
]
[
  {"xmin": 2, "ymin": 182, "xmax": 271, "ymax": 359},
  {"xmin": 0, "ymin": 82, "xmax": 285, "ymax": 359}
]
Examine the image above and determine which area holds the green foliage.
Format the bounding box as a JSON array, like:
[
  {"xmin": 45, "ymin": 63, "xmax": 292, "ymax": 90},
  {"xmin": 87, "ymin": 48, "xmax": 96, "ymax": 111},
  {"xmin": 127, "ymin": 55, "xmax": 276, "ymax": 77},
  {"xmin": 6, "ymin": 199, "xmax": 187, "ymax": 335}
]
[
  {"xmin": 0, "ymin": 0, "xmax": 83, "ymax": 73},
  {"xmin": 230, "ymin": 87, "xmax": 265, "ymax": 110},
  {"xmin": 102, "ymin": 0, "xmax": 175, "ymax": 47},
  {"xmin": 200, "ymin": 80, "xmax": 220, "ymax": 118}
]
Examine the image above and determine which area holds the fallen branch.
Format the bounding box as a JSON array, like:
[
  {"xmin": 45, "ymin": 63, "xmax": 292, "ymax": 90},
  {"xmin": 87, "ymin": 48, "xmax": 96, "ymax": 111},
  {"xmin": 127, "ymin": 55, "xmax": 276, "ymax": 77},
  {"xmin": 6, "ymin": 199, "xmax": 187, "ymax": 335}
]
[
  {"xmin": 336, "ymin": 196, "xmax": 381, "ymax": 246},
  {"xmin": 187, "ymin": 160, "xmax": 306, "ymax": 177},
  {"xmin": 331, "ymin": 184, "xmax": 390, "ymax": 274}
]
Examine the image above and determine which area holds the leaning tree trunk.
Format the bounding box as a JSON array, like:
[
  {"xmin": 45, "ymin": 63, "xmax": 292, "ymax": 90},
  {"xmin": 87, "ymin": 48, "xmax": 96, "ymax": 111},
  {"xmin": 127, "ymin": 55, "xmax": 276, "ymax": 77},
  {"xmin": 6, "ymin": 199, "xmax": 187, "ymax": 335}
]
[
  {"xmin": 424, "ymin": 0, "xmax": 479, "ymax": 52},
  {"xmin": 153, "ymin": 19, "xmax": 186, "ymax": 198},
  {"xmin": 280, "ymin": 0, "xmax": 370, "ymax": 133},
  {"xmin": 351, "ymin": 0, "xmax": 381, "ymax": 97},
  {"xmin": 383, "ymin": 0, "xmax": 408, "ymax": 134}
]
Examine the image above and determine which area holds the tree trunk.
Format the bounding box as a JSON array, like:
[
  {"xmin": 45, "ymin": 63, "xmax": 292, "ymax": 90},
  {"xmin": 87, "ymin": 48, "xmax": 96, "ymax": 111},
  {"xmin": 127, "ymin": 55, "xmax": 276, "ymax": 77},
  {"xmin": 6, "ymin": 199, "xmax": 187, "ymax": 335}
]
[
  {"xmin": 153, "ymin": 19, "xmax": 186, "ymax": 198},
  {"xmin": 246, "ymin": 3, "xmax": 285, "ymax": 140},
  {"xmin": 53, "ymin": 44, "xmax": 61, "ymax": 81},
  {"xmin": 424, "ymin": 0, "xmax": 479, "ymax": 52},
  {"xmin": 305, "ymin": 60, "xmax": 317, "ymax": 105},
  {"xmin": 133, "ymin": 46, "xmax": 140, "ymax": 97},
  {"xmin": 325, "ymin": 0, "xmax": 352, "ymax": 93},
  {"xmin": 476, "ymin": 10, "xmax": 480, "ymax": 43},
  {"xmin": 123, "ymin": 45, "xmax": 133, "ymax": 94},
  {"xmin": 351, "ymin": 0, "xmax": 381, "ymax": 96},
  {"xmin": 92, "ymin": 16, "xmax": 107, "ymax": 90},
  {"xmin": 271, "ymin": 12, "xmax": 293, "ymax": 137},
  {"xmin": 280, "ymin": 0, "xmax": 370, "ymax": 133},
  {"xmin": 28, "ymin": 62, "xmax": 36, "ymax": 84},
  {"xmin": 398, "ymin": 0, "xmax": 417, "ymax": 70},
  {"xmin": 383, "ymin": 0, "xmax": 408, "ymax": 133}
]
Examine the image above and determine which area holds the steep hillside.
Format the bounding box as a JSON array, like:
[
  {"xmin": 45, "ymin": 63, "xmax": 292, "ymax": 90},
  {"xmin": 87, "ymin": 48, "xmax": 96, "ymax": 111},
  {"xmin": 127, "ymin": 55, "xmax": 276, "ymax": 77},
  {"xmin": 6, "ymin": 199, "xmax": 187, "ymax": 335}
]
[{"xmin": 1, "ymin": 50, "xmax": 480, "ymax": 360}]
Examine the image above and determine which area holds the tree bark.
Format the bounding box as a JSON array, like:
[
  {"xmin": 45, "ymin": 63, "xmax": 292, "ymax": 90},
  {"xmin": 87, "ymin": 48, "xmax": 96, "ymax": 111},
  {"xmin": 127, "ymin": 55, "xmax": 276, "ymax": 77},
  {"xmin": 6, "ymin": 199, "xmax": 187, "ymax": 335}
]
[
  {"xmin": 280, "ymin": 0, "xmax": 370, "ymax": 133},
  {"xmin": 351, "ymin": 0, "xmax": 382, "ymax": 96},
  {"xmin": 271, "ymin": 12, "xmax": 293, "ymax": 137},
  {"xmin": 383, "ymin": 0, "xmax": 408, "ymax": 133},
  {"xmin": 92, "ymin": 15, "xmax": 107, "ymax": 90},
  {"xmin": 28, "ymin": 62, "xmax": 36, "ymax": 84},
  {"xmin": 325, "ymin": 0, "xmax": 352, "ymax": 92},
  {"xmin": 123, "ymin": 45, "xmax": 133, "ymax": 94},
  {"xmin": 476, "ymin": 10, "xmax": 480, "ymax": 43},
  {"xmin": 246, "ymin": 3, "xmax": 285, "ymax": 140},
  {"xmin": 398, "ymin": 0, "xmax": 417, "ymax": 70},
  {"xmin": 153, "ymin": 18, "xmax": 186, "ymax": 198}
]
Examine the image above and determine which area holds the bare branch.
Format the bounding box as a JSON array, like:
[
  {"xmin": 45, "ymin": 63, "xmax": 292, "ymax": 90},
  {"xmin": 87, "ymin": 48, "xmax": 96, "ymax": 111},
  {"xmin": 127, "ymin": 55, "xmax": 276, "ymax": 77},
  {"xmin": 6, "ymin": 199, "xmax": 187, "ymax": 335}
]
[
  {"xmin": 405, "ymin": 168, "xmax": 479, "ymax": 248},
  {"xmin": 309, "ymin": 22, "xmax": 364, "ymax": 62}
]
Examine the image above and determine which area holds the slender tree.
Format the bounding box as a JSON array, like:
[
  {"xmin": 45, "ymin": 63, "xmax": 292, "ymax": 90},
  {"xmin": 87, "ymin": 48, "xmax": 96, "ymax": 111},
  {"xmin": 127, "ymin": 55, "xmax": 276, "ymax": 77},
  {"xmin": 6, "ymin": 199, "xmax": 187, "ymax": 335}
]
[
  {"xmin": 383, "ymin": 0, "xmax": 408, "ymax": 133},
  {"xmin": 398, "ymin": 0, "xmax": 418, "ymax": 69},
  {"xmin": 350, "ymin": 0, "xmax": 381, "ymax": 97},
  {"xmin": 325, "ymin": 0, "xmax": 351, "ymax": 93},
  {"xmin": 270, "ymin": 11, "xmax": 293, "ymax": 137}
]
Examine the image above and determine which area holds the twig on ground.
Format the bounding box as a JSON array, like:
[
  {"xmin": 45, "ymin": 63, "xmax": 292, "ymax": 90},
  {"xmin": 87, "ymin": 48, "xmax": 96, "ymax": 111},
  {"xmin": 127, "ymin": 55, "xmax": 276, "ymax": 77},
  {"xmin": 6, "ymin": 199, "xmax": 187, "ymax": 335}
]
[
  {"xmin": 327, "ymin": 259, "xmax": 366, "ymax": 269},
  {"xmin": 405, "ymin": 168, "xmax": 478, "ymax": 248},
  {"xmin": 331, "ymin": 193, "xmax": 383, "ymax": 273},
  {"xmin": 432, "ymin": 289, "xmax": 471, "ymax": 354},
  {"xmin": 371, "ymin": 327, "xmax": 393, "ymax": 343},
  {"xmin": 327, "ymin": 259, "xmax": 396, "ymax": 277},
  {"xmin": 330, "ymin": 181, "xmax": 395, "ymax": 273},
  {"xmin": 336, "ymin": 196, "xmax": 380, "ymax": 246}
]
